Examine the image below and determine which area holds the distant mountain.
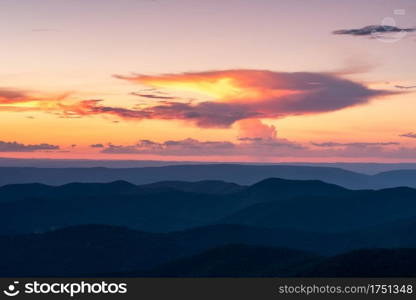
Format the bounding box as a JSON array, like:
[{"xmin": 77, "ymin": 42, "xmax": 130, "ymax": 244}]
[
  {"xmin": 0, "ymin": 165, "xmax": 368, "ymax": 189},
  {"xmin": 0, "ymin": 181, "xmax": 138, "ymax": 204},
  {"xmin": 286, "ymin": 162, "xmax": 416, "ymax": 175},
  {"xmin": 3, "ymin": 178, "xmax": 416, "ymax": 234},
  {"xmin": 303, "ymin": 249, "xmax": 416, "ymax": 277},
  {"xmin": 1, "ymin": 164, "xmax": 415, "ymax": 189},
  {"xmin": 143, "ymin": 245, "xmax": 321, "ymax": 277},
  {"xmin": 3, "ymin": 158, "xmax": 416, "ymax": 174},
  {"xmin": 0, "ymin": 180, "xmax": 243, "ymax": 204}
]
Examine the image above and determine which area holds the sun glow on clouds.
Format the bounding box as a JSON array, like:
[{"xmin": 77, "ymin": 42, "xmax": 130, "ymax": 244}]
[
  {"xmin": 116, "ymin": 70, "xmax": 304, "ymax": 103},
  {"xmin": 0, "ymin": 89, "xmax": 71, "ymax": 112},
  {"xmin": 1, "ymin": 70, "xmax": 392, "ymax": 130}
]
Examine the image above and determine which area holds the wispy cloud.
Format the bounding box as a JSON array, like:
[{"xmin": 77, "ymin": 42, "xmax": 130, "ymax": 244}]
[
  {"xmin": 100, "ymin": 136, "xmax": 303, "ymax": 156},
  {"xmin": 395, "ymin": 85, "xmax": 416, "ymax": 90},
  {"xmin": 333, "ymin": 25, "xmax": 416, "ymax": 36},
  {"xmin": 130, "ymin": 92, "xmax": 176, "ymax": 100},
  {"xmin": 311, "ymin": 142, "xmax": 400, "ymax": 148},
  {"xmin": 400, "ymin": 132, "xmax": 416, "ymax": 139}
]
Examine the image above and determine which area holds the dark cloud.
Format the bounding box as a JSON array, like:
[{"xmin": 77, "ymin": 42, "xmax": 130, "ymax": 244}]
[
  {"xmin": 400, "ymin": 132, "xmax": 416, "ymax": 139},
  {"xmin": 333, "ymin": 25, "xmax": 416, "ymax": 36},
  {"xmin": 90, "ymin": 143, "xmax": 105, "ymax": 148},
  {"xmin": 0, "ymin": 141, "xmax": 60, "ymax": 152},
  {"xmin": 63, "ymin": 99, "xmax": 258, "ymax": 127},
  {"xmin": 130, "ymin": 92, "xmax": 176, "ymax": 100}
]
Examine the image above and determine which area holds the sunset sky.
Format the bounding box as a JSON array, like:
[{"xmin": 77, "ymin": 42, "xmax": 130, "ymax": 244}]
[{"xmin": 1, "ymin": 0, "xmax": 416, "ymax": 162}]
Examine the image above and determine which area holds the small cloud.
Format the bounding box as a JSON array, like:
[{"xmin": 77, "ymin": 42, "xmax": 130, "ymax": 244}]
[
  {"xmin": 400, "ymin": 132, "xmax": 416, "ymax": 139},
  {"xmin": 90, "ymin": 143, "xmax": 104, "ymax": 148},
  {"xmin": 0, "ymin": 140, "xmax": 59, "ymax": 152},
  {"xmin": 333, "ymin": 25, "xmax": 416, "ymax": 36}
]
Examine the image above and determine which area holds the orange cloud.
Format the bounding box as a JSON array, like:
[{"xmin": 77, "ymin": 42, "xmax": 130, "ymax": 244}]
[
  {"xmin": 116, "ymin": 70, "xmax": 305, "ymax": 103},
  {"xmin": 0, "ymin": 88, "xmax": 32, "ymax": 104},
  {"xmin": 238, "ymin": 119, "xmax": 277, "ymax": 140},
  {"xmin": 0, "ymin": 88, "xmax": 70, "ymax": 112}
]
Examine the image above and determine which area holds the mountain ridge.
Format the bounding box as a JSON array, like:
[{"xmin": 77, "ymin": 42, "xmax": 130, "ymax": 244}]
[{"xmin": 3, "ymin": 164, "xmax": 416, "ymax": 189}]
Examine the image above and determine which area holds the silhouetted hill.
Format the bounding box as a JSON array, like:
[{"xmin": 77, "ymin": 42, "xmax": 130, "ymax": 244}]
[
  {"xmin": 0, "ymin": 183, "xmax": 53, "ymax": 203},
  {"xmin": 172, "ymin": 220, "xmax": 416, "ymax": 255},
  {"xmin": 303, "ymin": 249, "xmax": 416, "ymax": 277},
  {"xmin": 144, "ymin": 245, "xmax": 321, "ymax": 277},
  {"xmin": 372, "ymin": 170, "xmax": 416, "ymax": 189},
  {"xmin": 147, "ymin": 247, "xmax": 416, "ymax": 277},
  {"xmin": 239, "ymin": 178, "xmax": 351, "ymax": 205},
  {"xmin": 347, "ymin": 216, "xmax": 416, "ymax": 249},
  {"xmin": 169, "ymin": 224, "xmax": 340, "ymax": 255},
  {"xmin": 140, "ymin": 180, "xmax": 244, "ymax": 194},
  {"xmin": 0, "ymin": 225, "xmax": 325, "ymax": 276},
  {"xmin": 0, "ymin": 225, "xmax": 182, "ymax": 277},
  {"xmin": 222, "ymin": 186, "xmax": 416, "ymax": 233},
  {"xmin": 0, "ymin": 189, "xmax": 232, "ymax": 234},
  {"xmin": 3, "ymin": 223, "xmax": 416, "ymax": 276},
  {"xmin": 0, "ymin": 180, "xmax": 242, "ymax": 204},
  {"xmin": 0, "ymin": 180, "xmax": 146, "ymax": 204}
]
